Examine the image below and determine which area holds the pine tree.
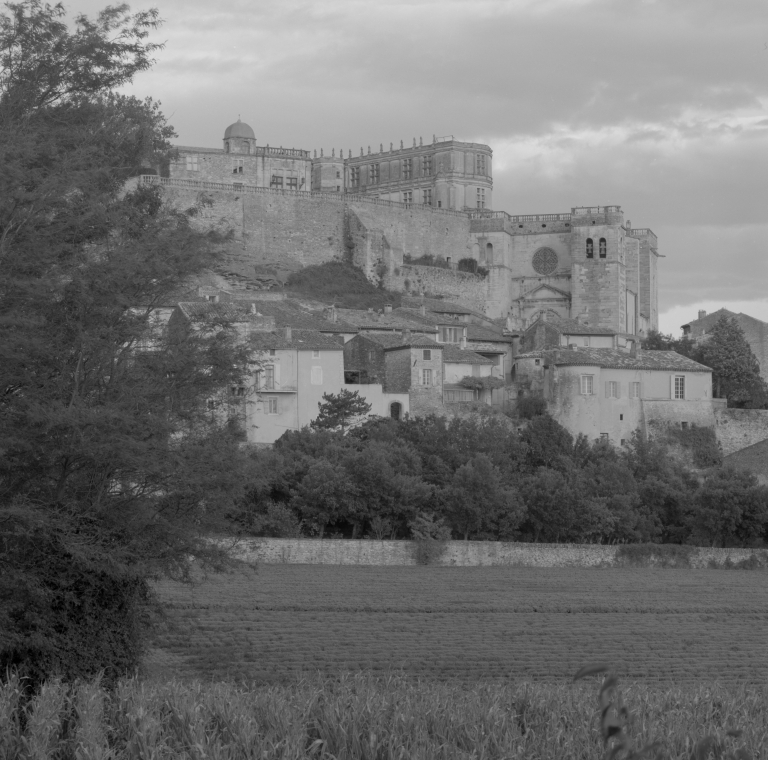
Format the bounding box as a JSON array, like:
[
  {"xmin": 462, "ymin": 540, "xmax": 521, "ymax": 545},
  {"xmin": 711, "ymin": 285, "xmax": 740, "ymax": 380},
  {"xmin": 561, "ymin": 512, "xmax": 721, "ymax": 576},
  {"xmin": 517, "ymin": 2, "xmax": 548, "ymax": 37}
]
[
  {"xmin": 694, "ymin": 315, "xmax": 768, "ymax": 407},
  {"xmin": 310, "ymin": 389, "xmax": 373, "ymax": 433}
]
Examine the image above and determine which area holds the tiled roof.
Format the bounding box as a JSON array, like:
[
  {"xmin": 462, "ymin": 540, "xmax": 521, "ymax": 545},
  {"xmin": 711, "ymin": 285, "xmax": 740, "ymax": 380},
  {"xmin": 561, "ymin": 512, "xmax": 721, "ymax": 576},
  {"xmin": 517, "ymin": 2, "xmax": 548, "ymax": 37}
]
[
  {"xmin": 336, "ymin": 308, "xmax": 437, "ymax": 332},
  {"xmin": 248, "ymin": 330, "xmax": 343, "ymax": 351},
  {"xmin": 467, "ymin": 324, "xmax": 513, "ymax": 343},
  {"xmin": 516, "ymin": 348, "xmax": 712, "ymax": 372},
  {"xmin": 401, "ymin": 296, "xmax": 474, "ymax": 315},
  {"xmin": 395, "ymin": 307, "xmax": 462, "ymax": 327},
  {"xmin": 442, "ymin": 345, "xmax": 494, "ymax": 364},
  {"xmin": 177, "ymin": 300, "xmax": 356, "ymax": 333},
  {"xmin": 527, "ymin": 316, "xmax": 616, "ymax": 336},
  {"xmin": 365, "ymin": 333, "xmax": 442, "ymax": 350}
]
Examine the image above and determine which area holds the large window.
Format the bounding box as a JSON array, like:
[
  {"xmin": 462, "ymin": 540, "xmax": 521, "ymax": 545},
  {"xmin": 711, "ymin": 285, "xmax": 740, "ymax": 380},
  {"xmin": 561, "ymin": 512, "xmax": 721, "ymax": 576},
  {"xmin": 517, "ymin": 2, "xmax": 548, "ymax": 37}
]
[
  {"xmin": 264, "ymin": 365, "xmax": 275, "ymax": 390},
  {"xmin": 403, "ymin": 158, "xmax": 413, "ymax": 180},
  {"xmin": 605, "ymin": 381, "xmax": 619, "ymax": 398},
  {"xmin": 266, "ymin": 397, "xmax": 279, "ymax": 415},
  {"xmin": 630, "ymin": 381, "xmax": 641, "ymax": 399},
  {"xmin": 476, "ymin": 188, "xmax": 486, "ymax": 209},
  {"xmin": 423, "ymin": 349, "xmax": 432, "ymax": 360},
  {"xmin": 269, "ymin": 174, "xmax": 283, "ymax": 189},
  {"xmin": 599, "ymin": 238, "xmax": 607, "ymax": 258},
  {"xmin": 674, "ymin": 375, "xmax": 685, "ymax": 399},
  {"xmin": 422, "ymin": 155, "xmax": 432, "ymax": 176},
  {"xmin": 476, "ymin": 153, "xmax": 486, "ymax": 175},
  {"xmin": 439, "ymin": 326, "xmax": 462, "ymax": 343},
  {"xmin": 185, "ymin": 155, "xmax": 199, "ymax": 171},
  {"xmin": 586, "ymin": 238, "xmax": 594, "ymax": 258},
  {"xmin": 402, "ymin": 191, "xmax": 413, "ymax": 206},
  {"xmin": 370, "ymin": 163, "xmax": 380, "ymax": 184},
  {"xmin": 286, "ymin": 175, "xmax": 298, "ymax": 190},
  {"xmin": 232, "ymin": 159, "xmax": 244, "ymax": 174},
  {"xmin": 422, "ymin": 188, "xmax": 432, "ymax": 206},
  {"xmin": 580, "ymin": 375, "xmax": 594, "ymax": 395},
  {"xmin": 350, "ymin": 167, "xmax": 360, "ymax": 187},
  {"xmin": 422, "ymin": 368, "xmax": 433, "ymax": 385}
]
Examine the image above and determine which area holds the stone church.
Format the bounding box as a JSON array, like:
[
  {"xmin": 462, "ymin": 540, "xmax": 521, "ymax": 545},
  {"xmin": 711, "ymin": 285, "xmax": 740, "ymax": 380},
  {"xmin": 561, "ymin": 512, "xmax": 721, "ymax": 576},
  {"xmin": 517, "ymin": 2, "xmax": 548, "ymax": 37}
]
[{"xmin": 154, "ymin": 119, "xmax": 660, "ymax": 338}]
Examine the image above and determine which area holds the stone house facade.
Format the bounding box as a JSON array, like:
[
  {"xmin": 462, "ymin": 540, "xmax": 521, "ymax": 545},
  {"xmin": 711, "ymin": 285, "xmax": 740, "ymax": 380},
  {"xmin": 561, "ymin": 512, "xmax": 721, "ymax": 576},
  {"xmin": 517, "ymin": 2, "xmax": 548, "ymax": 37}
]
[{"xmin": 515, "ymin": 347, "xmax": 716, "ymax": 444}]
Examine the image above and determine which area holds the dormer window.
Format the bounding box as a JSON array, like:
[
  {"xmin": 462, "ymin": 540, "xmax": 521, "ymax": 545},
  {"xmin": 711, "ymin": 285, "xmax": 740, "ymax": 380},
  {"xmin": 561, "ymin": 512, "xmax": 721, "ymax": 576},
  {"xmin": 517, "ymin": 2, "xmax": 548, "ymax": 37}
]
[
  {"xmin": 586, "ymin": 239, "xmax": 594, "ymax": 258},
  {"xmin": 599, "ymin": 238, "xmax": 607, "ymax": 258}
]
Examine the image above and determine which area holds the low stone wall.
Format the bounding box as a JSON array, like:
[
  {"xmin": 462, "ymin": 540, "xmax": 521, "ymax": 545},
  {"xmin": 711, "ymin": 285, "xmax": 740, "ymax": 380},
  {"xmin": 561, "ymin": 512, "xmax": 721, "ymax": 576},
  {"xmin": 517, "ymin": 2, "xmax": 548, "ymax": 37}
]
[{"xmin": 230, "ymin": 538, "xmax": 761, "ymax": 568}]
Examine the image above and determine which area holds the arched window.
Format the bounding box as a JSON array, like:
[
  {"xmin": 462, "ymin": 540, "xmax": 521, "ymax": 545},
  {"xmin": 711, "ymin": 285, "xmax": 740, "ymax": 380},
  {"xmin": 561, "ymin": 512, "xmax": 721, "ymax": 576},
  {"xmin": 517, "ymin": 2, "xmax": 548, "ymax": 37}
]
[
  {"xmin": 586, "ymin": 238, "xmax": 594, "ymax": 258},
  {"xmin": 599, "ymin": 238, "xmax": 607, "ymax": 258},
  {"xmin": 485, "ymin": 242, "xmax": 493, "ymax": 265},
  {"xmin": 390, "ymin": 402, "xmax": 402, "ymax": 421}
]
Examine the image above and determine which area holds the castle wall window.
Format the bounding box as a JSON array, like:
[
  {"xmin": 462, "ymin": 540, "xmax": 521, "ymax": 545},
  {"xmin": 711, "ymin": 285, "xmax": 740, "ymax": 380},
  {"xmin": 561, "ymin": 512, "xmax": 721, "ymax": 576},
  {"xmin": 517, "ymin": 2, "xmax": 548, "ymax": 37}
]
[
  {"xmin": 423, "ymin": 188, "xmax": 432, "ymax": 206},
  {"xmin": 423, "ymin": 349, "xmax": 432, "ymax": 360},
  {"xmin": 185, "ymin": 155, "xmax": 199, "ymax": 171},
  {"xmin": 422, "ymin": 156, "xmax": 432, "ymax": 176},
  {"xmin": 232, "ymin": 159, "xmax": 244, "ymax": 174},
  {"xmin": 266, "ymin": 397, "xmax": 279, "ymax": 415},
  {"xmin": 599, "ymin": 238, "xmax": 607, "ymax": 258},
  {"xmin": 264, "ymin": 365, "xmax": 275, "ymax": 390},
  {"xmin": 673, "ymin": 375, "xmax": 685, "ymax": 399},
  {"xmin": 605, "ymin": 381, "xmax": 619, "ymax": 398},
  {"xmin": 630, "ymin": 381, "xmax": 641, "ymax": 398},
  {"xmin": 286, "ymin": 175, "xmax": 298, "ymax": 190},
  {"xmin": 477, "ymin": 188, "xmax": 486, "ymax": 209},
  {"xmin": 422, "ymin": 368, "xmax": 433, "ymax": 385},
  {"xmin": 350, "ymin": 167, "xmax": 360, "ymax": 187},
  {"xmin": 485, "ymin": 242, "xmax": 493, "ymax": 264},
  {"xmin": 476, "ymin": 153, "xmax": 486, "ymax": 175},
  {"xmin": 270, "ymin": 174, "xmax": 283, "ymax": 189},
  {"xmin": 403, "ymin": 158, "xmax": 412, "ymax": 180},
  {"xmin": 580, "ymin": 375, "xmax": 594, "ymax": 395},
  {"xmin": 370, "ymin": 163, "xmax": 380, "ymax": 184},
  {"xmin": 403, "ymin": 190, "xmax": 413, "ymax": 206},
  {"xmin": 586, "ymin": 238, "xmax": 594, "ymax": 258}
]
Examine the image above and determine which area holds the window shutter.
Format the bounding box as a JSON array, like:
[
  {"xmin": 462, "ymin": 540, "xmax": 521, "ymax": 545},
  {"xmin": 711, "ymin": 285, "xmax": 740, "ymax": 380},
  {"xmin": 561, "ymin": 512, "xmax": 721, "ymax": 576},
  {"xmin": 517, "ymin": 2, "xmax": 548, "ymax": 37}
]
[
  {"xmin": 274, "ymin": 363, "xmax": 281, "ymax": 387},
  {"xmin": 670, "ymin": 375, "xmax": 675, "ymax": 399},
  {"xmin": 605, "ymin": 382, "xmax": 610, "ymax": 398}
]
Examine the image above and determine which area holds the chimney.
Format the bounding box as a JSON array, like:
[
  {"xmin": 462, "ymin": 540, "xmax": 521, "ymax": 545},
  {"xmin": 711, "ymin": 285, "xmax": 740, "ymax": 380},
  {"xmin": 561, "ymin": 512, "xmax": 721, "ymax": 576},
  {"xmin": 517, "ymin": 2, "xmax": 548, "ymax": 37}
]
[
  {"xmin": 384, "ymin": 303, "xmax": 392, "ymax": 314},
  {"xmin": 403, "ymin": 329, "xmax": 412, "ymax": 343},
  {"xmin": 284, "ymin": 326, "xmax": 292, "ymax": 342},
  {"xmin": 629, "ymin": 341, "xmax": 637, "ymax": 358},
  {"xmin": 698, "ymin": 310, "xmax": 707, "ymax": 320},
  {"xmin": 461, "ymin": 335, "xmax": 467, "ymax": 349},
  {"xmin": 331, "ymin": 305, "xmax": 337, "ymax": 323}
]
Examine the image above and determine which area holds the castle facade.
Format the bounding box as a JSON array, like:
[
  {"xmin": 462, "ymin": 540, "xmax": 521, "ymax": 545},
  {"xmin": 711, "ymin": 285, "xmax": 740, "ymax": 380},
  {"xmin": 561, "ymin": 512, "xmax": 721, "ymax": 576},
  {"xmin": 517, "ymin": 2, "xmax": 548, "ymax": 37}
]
[{"xmin": 159, "ymin": 119, "xmax": 660, "ymax": 337}]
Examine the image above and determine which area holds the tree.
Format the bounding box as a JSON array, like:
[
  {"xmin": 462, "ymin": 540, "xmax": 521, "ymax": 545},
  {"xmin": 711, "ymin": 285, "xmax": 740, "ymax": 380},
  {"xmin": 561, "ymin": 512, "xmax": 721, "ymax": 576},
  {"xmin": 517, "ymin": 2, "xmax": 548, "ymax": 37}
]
[
  {"xmin": 310, "ymin": 388, "xmax": 372, "ymax": 433},
  {"xmin": 641, "ymin": 330, "xmax": 696, "ymax": 357},
  {"xmin": 0, "ymin": 2, "xmax": 252, "ymax": 684},
  {"xmin": 694, "ymin": 315, "xmax": 768, "ymax": 407}
]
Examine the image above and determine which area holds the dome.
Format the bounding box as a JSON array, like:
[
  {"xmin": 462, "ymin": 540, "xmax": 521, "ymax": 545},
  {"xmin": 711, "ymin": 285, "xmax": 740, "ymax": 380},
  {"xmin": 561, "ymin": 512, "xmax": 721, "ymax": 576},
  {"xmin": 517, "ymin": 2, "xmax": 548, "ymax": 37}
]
[{"xmin": 224, "ymin": 119, "xmax": 255, "ymax": 140}]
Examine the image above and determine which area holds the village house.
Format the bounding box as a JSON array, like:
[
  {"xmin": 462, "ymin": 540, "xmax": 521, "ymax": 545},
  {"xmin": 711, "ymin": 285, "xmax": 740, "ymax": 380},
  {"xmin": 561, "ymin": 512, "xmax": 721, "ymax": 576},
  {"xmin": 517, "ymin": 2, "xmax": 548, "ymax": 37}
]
[{"xmin": 515, "ymin": 346, "xmax": 717, "ymax": 444}]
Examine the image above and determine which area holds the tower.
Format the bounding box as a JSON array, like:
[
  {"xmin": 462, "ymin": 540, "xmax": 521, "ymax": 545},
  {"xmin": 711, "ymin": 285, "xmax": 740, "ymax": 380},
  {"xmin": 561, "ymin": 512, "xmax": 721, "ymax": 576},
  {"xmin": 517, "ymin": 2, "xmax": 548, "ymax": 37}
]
[{"xmin": 223, "ymin": 118, "xmax": 256, "ymax": 155}]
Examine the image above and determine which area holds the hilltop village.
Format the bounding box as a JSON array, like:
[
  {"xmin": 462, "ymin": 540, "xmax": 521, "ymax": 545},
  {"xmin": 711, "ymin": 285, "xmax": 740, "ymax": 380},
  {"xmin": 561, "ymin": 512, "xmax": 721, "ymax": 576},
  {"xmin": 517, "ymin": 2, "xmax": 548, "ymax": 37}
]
[{"xmin": 133, "ymin": 119, "xmax": 768, "ymax": 456}]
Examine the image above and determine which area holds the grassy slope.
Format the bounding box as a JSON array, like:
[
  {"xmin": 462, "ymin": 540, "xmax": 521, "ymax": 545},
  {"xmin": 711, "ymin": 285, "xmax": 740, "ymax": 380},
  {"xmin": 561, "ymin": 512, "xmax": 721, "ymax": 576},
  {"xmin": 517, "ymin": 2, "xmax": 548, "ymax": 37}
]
[{"xmin": 286, "ymin": 261, "xmax": 403, "ymax": 310}]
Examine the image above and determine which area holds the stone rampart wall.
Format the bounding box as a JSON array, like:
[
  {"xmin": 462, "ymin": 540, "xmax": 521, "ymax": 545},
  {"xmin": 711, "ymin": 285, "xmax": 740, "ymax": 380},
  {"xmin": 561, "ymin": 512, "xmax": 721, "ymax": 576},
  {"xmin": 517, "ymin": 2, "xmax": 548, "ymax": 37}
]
[
  {"xmin": 230, "ymin": 538, "xmax": 760, "ymax": 568},
  {"xmin": 715, "ymin": 408, "xmax": 768, "ymax": 456},
  {"xmin": 386, "ymin": 265, "xmax": 491, "ymax": 313}
]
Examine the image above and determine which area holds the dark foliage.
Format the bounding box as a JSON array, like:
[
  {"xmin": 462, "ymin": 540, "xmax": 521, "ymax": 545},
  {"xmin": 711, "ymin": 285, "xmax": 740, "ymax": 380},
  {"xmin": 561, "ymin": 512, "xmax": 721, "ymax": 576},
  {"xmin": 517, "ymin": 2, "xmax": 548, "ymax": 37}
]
[
  {"xmin": 310, "ymin": 388, "xmax": 372, "ymax": 433},
  {"xmin": 286, "ymin": 261, "xmax": 402, "ymax": 310},
  {"xmin": 516, "ymin": 395, "xmax": 547, "ymax": 419}
]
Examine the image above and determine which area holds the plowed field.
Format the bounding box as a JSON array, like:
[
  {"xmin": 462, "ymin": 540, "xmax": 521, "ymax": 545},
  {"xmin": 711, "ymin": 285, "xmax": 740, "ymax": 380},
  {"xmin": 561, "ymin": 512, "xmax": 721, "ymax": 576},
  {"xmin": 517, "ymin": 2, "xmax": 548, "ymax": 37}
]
[{"xmin": 147, "ymin": 565, "xmax": 768, "ymax": 683}]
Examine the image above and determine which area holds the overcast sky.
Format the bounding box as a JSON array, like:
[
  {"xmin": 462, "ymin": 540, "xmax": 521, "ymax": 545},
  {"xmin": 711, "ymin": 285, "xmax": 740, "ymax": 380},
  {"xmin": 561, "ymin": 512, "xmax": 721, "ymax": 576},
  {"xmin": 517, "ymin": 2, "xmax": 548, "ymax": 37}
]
[{"xmin": 81, "ymin": 0, "xmax": 768, "ymax": 334}]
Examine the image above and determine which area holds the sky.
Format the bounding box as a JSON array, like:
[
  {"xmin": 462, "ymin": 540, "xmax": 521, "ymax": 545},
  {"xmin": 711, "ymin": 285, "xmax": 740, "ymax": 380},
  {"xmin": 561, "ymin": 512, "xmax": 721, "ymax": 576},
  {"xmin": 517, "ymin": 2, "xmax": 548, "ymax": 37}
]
[{"xmin": 77, "ymin": 0, "xmax": 768, "ymax": 335}]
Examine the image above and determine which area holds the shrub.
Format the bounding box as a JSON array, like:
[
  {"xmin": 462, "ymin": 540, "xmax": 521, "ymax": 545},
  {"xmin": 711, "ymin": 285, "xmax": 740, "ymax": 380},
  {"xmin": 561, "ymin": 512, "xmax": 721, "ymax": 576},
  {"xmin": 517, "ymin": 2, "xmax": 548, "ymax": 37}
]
[
  {"xmin": 286, "ymin": 262, "xmax": 401, "ymax": 309},
  {"xmin": 409, "ymin": 512, "xmax": 450, "ymax": 565},
  {"xmin": 517, "ymin": 395, "xmax": 547, "ymax": 419},
  {"xmin": 667, "ymin": 425, "xmax": 723, "ymax": 468}
]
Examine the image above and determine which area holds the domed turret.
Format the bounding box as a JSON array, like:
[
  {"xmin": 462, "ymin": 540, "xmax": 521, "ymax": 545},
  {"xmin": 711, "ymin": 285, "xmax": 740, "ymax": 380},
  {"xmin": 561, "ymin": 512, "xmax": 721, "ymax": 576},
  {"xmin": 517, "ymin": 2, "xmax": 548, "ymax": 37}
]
[{"xmin": 223, "ymin": 118, "xmax": 256, "ymax": 154}]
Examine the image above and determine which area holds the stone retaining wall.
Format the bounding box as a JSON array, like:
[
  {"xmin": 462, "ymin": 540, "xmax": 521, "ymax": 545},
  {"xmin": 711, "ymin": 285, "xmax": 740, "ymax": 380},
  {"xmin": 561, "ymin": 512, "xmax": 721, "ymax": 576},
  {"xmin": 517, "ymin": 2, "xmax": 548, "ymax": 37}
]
[{"xmin": 230, "ymin": 538, "xmax": 761, "ymax": 568}]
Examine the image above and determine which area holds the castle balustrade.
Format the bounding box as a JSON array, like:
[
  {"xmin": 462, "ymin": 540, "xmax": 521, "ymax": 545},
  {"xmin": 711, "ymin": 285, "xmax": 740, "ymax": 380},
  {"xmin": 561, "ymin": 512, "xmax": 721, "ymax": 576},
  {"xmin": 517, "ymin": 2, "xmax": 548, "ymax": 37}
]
[
  {"xmin": 572, "ymin": 205, "xmax": 622, "ymax": 215},
  {"xmin": 139, "ymin": 176, "xmax": 468, "ymax": 219},
  {"xmin": 468, "ymin": 209, "xmax": 572, "ymax": 223}
]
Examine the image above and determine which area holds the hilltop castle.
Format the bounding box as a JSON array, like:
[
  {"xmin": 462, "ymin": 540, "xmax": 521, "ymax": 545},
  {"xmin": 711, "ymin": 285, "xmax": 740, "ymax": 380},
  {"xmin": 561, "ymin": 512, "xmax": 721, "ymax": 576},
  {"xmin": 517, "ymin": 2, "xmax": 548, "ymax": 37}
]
[{"xmin": 147, "ymin": 119, "xmax": 660, "ymax": 337}]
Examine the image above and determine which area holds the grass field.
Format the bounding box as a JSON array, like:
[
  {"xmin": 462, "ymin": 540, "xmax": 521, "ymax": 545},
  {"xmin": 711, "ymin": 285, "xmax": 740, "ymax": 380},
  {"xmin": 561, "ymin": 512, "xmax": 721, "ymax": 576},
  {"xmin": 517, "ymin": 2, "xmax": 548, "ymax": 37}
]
[{"xmin": 147, "ymin": 565, "xmax": 768, "ymax": 684}]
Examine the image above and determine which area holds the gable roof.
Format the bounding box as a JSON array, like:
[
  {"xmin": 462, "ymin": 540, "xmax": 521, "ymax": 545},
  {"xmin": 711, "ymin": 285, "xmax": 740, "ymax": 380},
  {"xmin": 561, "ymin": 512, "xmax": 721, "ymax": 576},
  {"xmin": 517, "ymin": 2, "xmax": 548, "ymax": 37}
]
[
  {"xmin": 521, "ymin": 283, "xmax": 572, "ymax": 300},
  {"xmin": 336, "ymin": 308, "xmax": 437, "ymax": 332},
  {"xmin": 516, "ymin": 347, "xmax": 712, "ymax": 372},
  {"xmin": 467, "ymin": 324, "xmax": 513, "ymax": 343},
  {"xmin": 363, "ymin": 333, "xmax": 442, "ymax": 351},
  {"xmin": 442, "ymin": 345, "xmax": 494, "ymax": 364},
  {"xmin": 248, "ymin": 330, "xmax": 343, "ymax": 351},
  {"xmin": 526, "ymin": 316, "xmax": 616, "ymax": 336}
]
